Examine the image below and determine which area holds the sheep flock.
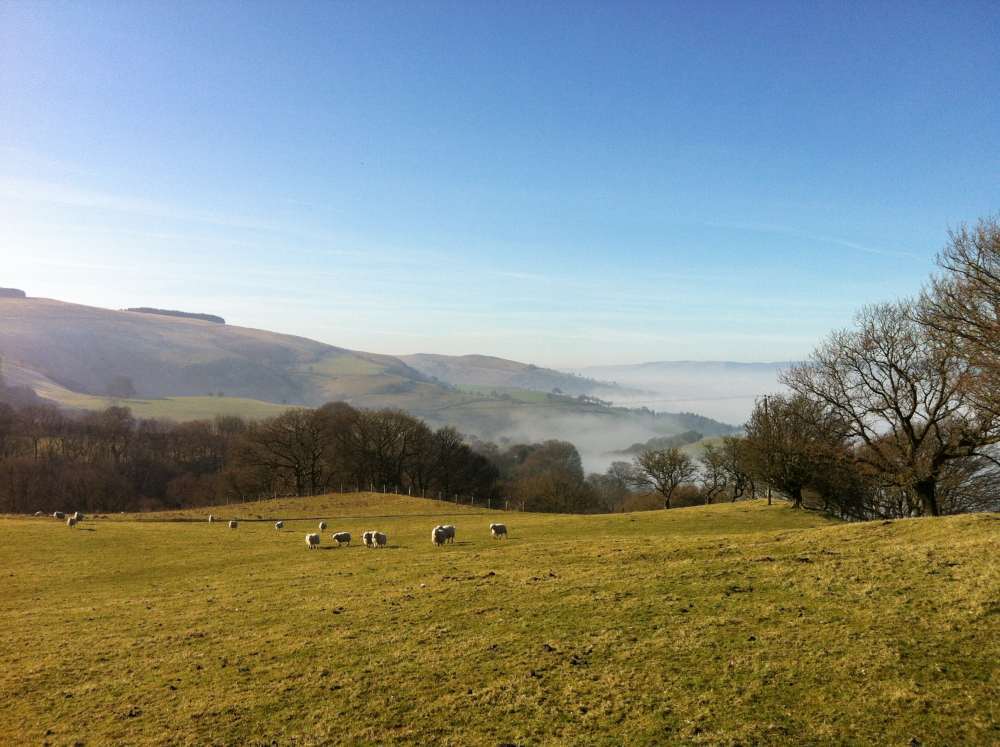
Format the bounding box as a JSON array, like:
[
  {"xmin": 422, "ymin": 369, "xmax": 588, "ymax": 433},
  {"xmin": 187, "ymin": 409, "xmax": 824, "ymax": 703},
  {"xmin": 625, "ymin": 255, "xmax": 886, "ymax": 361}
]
[{"xmin": 43, "ymin": 509, "xmax": 509, "ymax": 553}]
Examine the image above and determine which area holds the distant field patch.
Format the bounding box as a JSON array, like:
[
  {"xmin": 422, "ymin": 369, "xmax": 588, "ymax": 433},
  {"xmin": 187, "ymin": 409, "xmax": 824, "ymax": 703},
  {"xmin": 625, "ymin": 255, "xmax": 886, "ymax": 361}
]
[
  {"xmin": 459, "ymin": 386, "xmax": 558, "ymax": 403},
  {"xmin": 48, "ymin": 391, "xmax": 291, "ymax": 421},
  {"xmin": 308, "ymin": 353, "xmax": 386, "ymax": 376}
]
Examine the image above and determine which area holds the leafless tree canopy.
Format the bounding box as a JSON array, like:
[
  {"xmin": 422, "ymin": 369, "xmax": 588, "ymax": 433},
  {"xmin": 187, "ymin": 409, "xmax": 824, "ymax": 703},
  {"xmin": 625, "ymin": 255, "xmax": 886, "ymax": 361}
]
[
  {"xmin": 632, "ymin": 446, "xmax": 698, "ymax": 509},
  {"xmin": 743, "ymin": 393, "xmax": 849, "ymax": 509},
  {"xmin": 783, "ymin": 301, "xmax": 1000, "ymax": 516},
  {"xmin": 918, "ymin": 215, "xmax": 1000, "ymax": 417}
]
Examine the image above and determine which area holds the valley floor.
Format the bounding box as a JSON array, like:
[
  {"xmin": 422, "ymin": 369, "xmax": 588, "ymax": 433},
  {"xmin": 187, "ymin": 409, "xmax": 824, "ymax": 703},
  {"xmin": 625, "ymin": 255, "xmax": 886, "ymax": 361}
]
[{"xmin": 0, "ymin": 497, "xmax": 996, "ymax": 745}]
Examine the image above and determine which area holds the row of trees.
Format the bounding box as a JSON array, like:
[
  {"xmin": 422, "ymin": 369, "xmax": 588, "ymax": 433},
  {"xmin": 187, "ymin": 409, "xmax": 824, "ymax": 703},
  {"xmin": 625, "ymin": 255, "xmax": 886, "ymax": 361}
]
[
  {"xmin": 0, "ymin": 401, "xmax": 503, "ymax": 514},
  {"xmin": 0, "ymin": 391, "xmax": 657, "ymax": 515}
]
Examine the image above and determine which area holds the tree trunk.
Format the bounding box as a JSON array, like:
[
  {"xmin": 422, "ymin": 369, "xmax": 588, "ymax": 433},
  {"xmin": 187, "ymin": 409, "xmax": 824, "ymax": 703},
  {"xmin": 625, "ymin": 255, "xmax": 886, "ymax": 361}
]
[
  {"xmin": 789, "ymin": 486, "xmax": 802, "ymax": 509},
  {"xmin": 914, "ymin": 479, "xmax": 941, "ymax": 517}
]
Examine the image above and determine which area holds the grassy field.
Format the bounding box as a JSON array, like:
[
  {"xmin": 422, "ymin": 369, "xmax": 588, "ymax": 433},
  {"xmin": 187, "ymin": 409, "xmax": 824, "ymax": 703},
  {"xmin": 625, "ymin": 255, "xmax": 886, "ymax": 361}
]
[
  {"xmin": 43, "ymin": 391, "xmax": 292, "ymax": 421},
  {"xmin": 458, "ymin": 386, "xmax": 558, "ymax": 403},
  {"xmin": 1, "ymin": 497, "xmax": 996, "ymax": 745}
]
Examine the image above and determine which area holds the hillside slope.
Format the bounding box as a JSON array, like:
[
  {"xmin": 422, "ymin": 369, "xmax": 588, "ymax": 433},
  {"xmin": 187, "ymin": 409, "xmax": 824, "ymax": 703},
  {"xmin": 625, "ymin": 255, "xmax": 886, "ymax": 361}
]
[
  {"xmin": 0, "ymin": 297, "xmax": 737, "ymax": 463},
  {"xmin": 402, "ymin": 353, "xmax": 625, "ymax": 397},
  {"xmin": 0, "ymin": 296, "xmax": 427, "ymax": 405},
  {"xmin": 1, "ymin": 498, "xmax": 995, "ymax": 744}
]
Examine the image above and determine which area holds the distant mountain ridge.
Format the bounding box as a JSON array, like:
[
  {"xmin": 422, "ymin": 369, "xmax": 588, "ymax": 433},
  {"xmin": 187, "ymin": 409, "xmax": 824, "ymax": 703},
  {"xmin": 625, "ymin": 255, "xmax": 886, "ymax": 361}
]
[{"xmin": 582, "ymin": 360, "xmax": 797, "ymax": 375}]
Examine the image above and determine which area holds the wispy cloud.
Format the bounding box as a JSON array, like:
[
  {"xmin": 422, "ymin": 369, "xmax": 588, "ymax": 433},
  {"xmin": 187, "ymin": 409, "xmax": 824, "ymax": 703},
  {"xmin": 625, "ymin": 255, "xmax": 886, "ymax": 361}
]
[{"xmin": 705, "ymin": 220, "xmax": 923, "ymax": 259}]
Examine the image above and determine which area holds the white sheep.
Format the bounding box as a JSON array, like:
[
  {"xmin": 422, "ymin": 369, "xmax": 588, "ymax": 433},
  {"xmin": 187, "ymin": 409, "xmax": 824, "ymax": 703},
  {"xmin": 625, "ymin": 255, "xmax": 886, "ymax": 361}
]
[
  {"xmin": 318, "ymin": 521, "xmax": 327, "ymax": 531},
  {"xmin": 72, "ymin": 512, "xmax": 84, "ymax": 521},
  {"xmin": 305, "ymin": 533, "xmax": 321, "ymax": 549},
  {"xmin": 53, "ymin": 511, "xmax": 65, "ymax": 520},
  {"xmin": 432, "ymin": 525, "xmax": 447, "ymax": 546},
  {"xmin": 362, "ymin": 531, "xmax": 375, "ymax": 548},
  {"xmin": 442, "ymin": 524, "xmax": 456, "ymax": 543},
  {"xmin": 332, "ymin": 531, "xmax": 351, "ymax": 546},
  {"xmin": 229, "ymin": 520, "xmax": 238, "ymax": 529},
  {"xmin": 66, "ymin": 516, "xmax": 77, "ymax": 528},
  {"xmin": 490, "ymin": 523, "xmax": 508, "ymax": 539},
  {"xmin": 373, "ymin": 531, "xmax": 387, "ymax": 548},
  {"xmin": 275, "ymin": 521, "xmax": 284, "ymax": 530}
]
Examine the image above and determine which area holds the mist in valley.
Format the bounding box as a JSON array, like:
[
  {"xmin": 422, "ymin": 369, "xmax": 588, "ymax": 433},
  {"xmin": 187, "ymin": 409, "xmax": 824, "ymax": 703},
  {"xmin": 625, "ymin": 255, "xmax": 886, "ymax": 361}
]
[
  {"xmin": 469, "ymin": 403, "xmax": 740, "ymax": 474},
  {"xmin": 575, "ymin": 361, "xmax": 793, "ymax": 427}
]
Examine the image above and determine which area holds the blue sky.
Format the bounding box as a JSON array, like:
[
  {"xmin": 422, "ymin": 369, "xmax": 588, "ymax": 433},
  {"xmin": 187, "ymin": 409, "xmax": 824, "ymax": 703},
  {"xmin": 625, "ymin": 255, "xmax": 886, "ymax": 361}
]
[{"xmin": 1, "ymin": 1, "xmax": 997, "ymax": 367}]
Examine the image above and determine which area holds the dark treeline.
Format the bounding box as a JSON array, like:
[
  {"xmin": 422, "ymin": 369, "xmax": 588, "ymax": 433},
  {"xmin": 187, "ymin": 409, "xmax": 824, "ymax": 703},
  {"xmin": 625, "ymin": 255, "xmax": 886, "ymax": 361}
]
[
  {"xmin": 0, "ymin": 400, "xmax": 489, "ymax": 514},
  {"xmin": 0, "ymin": 393, "xmax": 621, "ymax": 514}
]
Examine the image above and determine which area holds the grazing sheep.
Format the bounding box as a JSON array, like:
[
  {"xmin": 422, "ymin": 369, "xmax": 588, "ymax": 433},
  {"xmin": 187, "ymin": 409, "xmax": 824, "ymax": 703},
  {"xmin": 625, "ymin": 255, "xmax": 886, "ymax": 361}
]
[
  {"xmin": 228, "ymin": 520, "xmax": 238, "ymax": 529},
  {"xmin": 208, "ymin": 515, "xmax": 215, "ymax": 523},
  {"xmin": 332, "ymin": 531, "xmax": 351, "ymax": 546},
  {"xmin": 362, "ymin": 531, "xmax": 375, "ymax": 548},
  {"xmin": 305, "ymin": 533, "xmax": 321, "ymax": 549},
  {"xmin": 72, "ymin": 512, "xmax": 84, "ymax": 521},
  {"xmin": 442, "ymin": 524, "xmax": 456, "ymax": 543},
  {"xmin": 34, "ymin": 511, "xmax": 44, "ymax": 517},
  {"xmin": 53, "ymin": 511, "xmax": 65, "ymax": 520},
  {"xmin": 275, "ymin": 521, "xmax": 284, "ymax": 530},
  {"xmin": 373, "ymin": 531, "xmax": 387, "ymax": 548},
  {"xmin": 490, "ymin": 523, "xmax": 508, "ymax": 539},
  {"xmin": 432, "ymin": 525, "xmax": 447, "ymax": 546},
  {"xmin": 66, "ymin": 516, "xmax": 77, "ymax": 528},
  {"xmin": 318, "ymin": 521, "xmax": 327, "ymax": 531}
]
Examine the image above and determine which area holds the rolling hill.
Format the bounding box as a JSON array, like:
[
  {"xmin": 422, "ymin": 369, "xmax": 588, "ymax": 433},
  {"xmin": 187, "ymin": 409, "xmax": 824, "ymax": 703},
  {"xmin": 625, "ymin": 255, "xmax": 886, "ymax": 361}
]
[
  {"xmin": 401, "ymin": 353, "xmax": 627, "ymax": 397},
  {"xmin": 0, "ymin": 296, "xmax": 427, "ymax": 405},
  {"xmin": 1, "ymin": 495, "xmax": 995, "ymax": 744},
  {"xmin": 0, "ymin": 296, "xmax": 737, "ymax": 466}
]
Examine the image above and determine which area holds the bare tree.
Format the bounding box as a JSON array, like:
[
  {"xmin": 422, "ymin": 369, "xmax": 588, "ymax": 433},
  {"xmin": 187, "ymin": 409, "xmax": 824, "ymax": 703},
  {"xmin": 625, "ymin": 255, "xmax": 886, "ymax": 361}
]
[
  {"xmin": 633, "ymin": 447, "xmax": 697, "ymax": 509},
  {"xmin": 784, "ymin": 301, "xmax": 1000, "ymax": 516},
  {"xmin": 239, "ymin": 409, "xmax": 333, "ymax": 496},
  {"xmin": 718, "ymin": 435, "xmax": 755, "ymax": 502},
  {"xmin": 743, "ymin": 394, "xmax": 845, "ymax": 508},
  {"xmin": 918, "ymin": 215, "xmax": 1000, "ymax": 417},
  {"xmin": 699, "ymin": 442, "xmax": 729, "ymax": 503}
]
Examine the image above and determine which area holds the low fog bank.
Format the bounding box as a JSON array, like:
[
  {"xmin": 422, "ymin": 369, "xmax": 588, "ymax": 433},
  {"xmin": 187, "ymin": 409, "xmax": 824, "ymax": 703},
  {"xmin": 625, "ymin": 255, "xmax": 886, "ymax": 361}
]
[
  {"xmin": 464, "ymin": 407, "xmax": 739, "ymax": 474},
  {"xmin": 571, "ymin": 361, "xmax": 793, "ymax": 426}
]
